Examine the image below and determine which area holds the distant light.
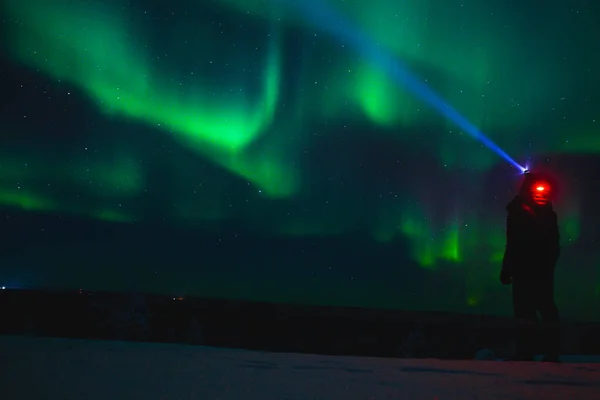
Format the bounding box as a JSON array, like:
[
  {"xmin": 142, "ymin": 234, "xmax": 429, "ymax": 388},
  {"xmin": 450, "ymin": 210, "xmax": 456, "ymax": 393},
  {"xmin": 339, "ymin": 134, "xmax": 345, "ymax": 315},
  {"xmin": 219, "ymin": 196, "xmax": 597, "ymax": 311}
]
[
  {"xmin": 536, "ymin": 186, "xmax": 545, "ymax": 191},
  {"xmin": 1, "ymin": 286, "xmax": 5, "ymax": 290}
]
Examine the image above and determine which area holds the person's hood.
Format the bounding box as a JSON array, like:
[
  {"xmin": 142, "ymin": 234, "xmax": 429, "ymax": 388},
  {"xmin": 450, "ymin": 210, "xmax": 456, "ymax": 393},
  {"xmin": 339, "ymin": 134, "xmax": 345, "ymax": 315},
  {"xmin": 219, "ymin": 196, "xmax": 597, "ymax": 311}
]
[{"xmin": 506, "ymin": 195, "xmax": 524, "ymax": 212}]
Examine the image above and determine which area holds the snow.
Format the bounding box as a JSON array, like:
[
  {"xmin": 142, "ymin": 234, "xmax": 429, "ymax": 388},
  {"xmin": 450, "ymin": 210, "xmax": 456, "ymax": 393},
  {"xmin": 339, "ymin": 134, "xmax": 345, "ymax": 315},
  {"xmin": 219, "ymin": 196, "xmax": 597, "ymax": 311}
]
[{"xmin": 0, "ymin": 336, "xmax": 598, "ymax": 400}]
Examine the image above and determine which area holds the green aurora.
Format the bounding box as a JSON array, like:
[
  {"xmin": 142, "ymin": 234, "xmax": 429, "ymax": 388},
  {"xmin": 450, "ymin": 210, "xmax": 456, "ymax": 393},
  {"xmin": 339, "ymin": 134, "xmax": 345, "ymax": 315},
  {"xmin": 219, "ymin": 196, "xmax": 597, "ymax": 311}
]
[{"xmin": 1, "ymin": 0, "xmax": 598, "ymax": 319}]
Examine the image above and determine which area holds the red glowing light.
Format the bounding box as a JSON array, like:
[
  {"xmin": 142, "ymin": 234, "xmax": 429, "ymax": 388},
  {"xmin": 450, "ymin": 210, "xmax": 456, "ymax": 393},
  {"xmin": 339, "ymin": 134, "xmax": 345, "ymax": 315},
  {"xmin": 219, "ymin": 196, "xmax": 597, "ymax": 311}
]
[{"xmin": 531, "ymin": 181, "xmax": 551, "ymax": 205}]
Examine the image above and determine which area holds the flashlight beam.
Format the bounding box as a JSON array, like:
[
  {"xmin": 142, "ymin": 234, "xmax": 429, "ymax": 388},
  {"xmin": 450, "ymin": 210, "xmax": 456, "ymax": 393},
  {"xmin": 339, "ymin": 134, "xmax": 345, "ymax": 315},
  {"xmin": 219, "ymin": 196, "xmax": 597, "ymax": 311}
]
[{"xmin": 276, "ymin": 0, "xmax": 526, "ymax": 172}]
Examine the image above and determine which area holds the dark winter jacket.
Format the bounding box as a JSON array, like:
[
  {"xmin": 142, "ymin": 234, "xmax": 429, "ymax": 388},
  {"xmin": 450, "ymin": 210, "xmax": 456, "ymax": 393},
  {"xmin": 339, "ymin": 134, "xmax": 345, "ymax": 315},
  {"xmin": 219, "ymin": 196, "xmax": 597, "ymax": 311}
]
[{"xmin": 501, "ymin": 195, "xmax": 560, "ymax": 280}]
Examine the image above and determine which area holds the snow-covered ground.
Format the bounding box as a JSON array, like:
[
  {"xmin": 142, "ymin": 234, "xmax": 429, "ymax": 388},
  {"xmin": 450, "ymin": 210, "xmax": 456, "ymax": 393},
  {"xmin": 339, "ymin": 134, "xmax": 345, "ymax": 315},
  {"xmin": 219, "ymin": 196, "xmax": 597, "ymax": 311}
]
[{"xmin": 0, "ymin": 336, "xmax": 598, "ymax": 400}]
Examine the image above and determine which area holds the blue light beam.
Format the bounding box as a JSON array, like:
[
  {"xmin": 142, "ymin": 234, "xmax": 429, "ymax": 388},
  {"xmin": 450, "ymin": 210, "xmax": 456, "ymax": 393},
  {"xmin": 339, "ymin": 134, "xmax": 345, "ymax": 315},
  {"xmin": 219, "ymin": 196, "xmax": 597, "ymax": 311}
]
[{"xmin": 275, "ymin": 0, "xmax": 525, "ymax": 172}]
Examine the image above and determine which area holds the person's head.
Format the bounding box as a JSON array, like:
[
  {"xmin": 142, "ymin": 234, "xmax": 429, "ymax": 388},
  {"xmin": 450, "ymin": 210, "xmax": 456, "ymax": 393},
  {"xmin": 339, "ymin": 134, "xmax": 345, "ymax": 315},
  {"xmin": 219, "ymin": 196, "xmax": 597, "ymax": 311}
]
[{"xmin": 520, "ymin": 172, "xmax": 553, "ymax": 206}]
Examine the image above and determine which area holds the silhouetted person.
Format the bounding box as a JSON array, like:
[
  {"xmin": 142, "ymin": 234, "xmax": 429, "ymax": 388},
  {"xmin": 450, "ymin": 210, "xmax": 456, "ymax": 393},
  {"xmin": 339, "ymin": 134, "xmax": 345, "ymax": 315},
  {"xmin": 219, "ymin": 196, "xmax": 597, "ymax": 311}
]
[{"xmin": 500, "ymin": 172, "xmax": 561, "ymax": 362}]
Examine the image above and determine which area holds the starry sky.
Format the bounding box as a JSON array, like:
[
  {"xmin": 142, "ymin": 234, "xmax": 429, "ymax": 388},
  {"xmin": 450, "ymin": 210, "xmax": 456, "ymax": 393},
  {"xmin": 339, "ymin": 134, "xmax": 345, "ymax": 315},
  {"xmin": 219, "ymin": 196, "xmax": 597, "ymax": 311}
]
[{"xmin": 1, "ymin": 0, "xmax": 600, "ymax": 321}]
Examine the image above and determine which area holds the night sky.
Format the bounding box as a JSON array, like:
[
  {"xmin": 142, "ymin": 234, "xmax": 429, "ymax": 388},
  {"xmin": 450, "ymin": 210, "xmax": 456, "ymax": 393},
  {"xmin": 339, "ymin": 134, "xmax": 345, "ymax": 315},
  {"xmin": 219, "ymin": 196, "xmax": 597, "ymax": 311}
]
[{"xmin": 1, "ymin": 0, "xmax": 599, "ymax": 321}]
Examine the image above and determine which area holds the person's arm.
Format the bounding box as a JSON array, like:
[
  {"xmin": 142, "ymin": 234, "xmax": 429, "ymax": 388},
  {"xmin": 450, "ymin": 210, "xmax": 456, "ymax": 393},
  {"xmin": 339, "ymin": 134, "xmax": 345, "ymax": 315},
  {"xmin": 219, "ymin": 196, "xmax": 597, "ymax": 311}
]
[
  {"xmin": 550, "ymin": 211, "xmax": 560, "ymax": 265},
  {"xmin": 501, "ymin": 214, "xmax": 516, "ymax": 284}
]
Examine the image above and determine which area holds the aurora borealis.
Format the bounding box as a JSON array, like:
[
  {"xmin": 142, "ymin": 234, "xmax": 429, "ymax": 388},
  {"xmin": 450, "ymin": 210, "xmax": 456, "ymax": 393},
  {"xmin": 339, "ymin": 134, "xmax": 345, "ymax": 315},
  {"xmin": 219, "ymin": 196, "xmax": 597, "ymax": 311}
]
[{"xmin": 1, "ymin": 0, "xmax": 599, "ymax": 321}]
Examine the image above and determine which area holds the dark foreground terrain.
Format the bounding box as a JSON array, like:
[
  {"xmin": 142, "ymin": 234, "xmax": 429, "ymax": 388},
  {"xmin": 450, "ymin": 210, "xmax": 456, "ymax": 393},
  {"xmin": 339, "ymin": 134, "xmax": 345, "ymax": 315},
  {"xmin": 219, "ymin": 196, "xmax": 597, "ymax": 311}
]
[{"xmin": 1, "ymin": 288, "xmax": 599, "ymax": 359}]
